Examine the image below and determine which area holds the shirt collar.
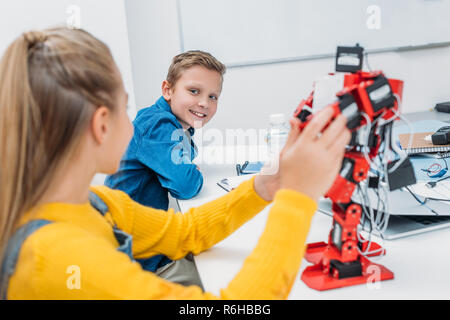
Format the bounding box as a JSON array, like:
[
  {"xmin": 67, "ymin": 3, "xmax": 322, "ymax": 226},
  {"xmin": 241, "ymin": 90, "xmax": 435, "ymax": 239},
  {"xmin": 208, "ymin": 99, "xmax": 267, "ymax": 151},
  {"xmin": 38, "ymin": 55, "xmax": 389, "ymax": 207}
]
[
  {"xmin": 155, "ymin": 96, "xmax": 172, "ymax": 113},
  {"xmin": 155, "ymin": 96, "xmax": 195, "ymax": 136}
]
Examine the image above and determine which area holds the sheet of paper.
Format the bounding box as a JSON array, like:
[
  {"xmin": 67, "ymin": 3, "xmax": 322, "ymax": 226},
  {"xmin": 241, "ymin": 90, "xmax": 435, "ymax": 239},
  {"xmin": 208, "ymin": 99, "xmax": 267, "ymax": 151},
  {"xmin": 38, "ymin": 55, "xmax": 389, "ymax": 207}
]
[{"xmin": 408, "ymin": 180, "xmax": 450, "ymax": 204}]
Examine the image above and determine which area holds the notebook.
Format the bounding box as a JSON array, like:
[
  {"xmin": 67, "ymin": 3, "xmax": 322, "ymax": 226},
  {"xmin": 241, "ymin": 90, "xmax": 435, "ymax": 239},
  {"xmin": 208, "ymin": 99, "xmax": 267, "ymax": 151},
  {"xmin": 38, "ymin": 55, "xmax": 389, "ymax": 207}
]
[{"xmin": 398, "ymin": 131, "xmax": 450, "ymax": 155}]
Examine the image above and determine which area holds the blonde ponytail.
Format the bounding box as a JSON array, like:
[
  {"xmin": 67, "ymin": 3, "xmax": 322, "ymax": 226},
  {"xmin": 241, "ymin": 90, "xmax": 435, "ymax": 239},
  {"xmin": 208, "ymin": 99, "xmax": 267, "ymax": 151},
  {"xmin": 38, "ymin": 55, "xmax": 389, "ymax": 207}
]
[{"xmin": 0, "ymin": 27, "xmax": 120, "ymax": 298}]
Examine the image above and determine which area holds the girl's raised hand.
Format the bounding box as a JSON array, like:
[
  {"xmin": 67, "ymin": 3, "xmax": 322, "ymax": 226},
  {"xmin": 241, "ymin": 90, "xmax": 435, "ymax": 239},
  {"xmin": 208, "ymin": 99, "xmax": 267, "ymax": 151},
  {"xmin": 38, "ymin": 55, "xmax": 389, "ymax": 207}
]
[{"xmin": 279, "ymin": 107, "xmax": 351, "ymax": 201}]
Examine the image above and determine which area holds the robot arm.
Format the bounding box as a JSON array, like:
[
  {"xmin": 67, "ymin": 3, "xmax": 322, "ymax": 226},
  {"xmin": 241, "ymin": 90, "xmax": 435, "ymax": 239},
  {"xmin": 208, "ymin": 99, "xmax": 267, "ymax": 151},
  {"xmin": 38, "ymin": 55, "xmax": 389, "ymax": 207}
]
[{"xmin": 294, "ymin": 71, "xmax": 405, "ymax": 203}]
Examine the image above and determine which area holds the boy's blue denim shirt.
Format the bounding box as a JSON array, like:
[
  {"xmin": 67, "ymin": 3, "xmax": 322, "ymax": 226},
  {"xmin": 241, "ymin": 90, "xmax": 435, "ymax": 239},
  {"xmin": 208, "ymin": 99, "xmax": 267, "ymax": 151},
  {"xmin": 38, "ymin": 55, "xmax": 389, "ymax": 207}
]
[{"xmin": 105, "ymin": 96, "xmax": 203, "ymax": 211}]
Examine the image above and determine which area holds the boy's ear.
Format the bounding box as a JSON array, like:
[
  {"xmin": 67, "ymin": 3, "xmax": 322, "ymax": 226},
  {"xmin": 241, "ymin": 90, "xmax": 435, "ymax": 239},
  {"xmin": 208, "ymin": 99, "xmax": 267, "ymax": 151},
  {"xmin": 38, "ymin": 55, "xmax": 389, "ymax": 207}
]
[
  {"xmin": 161, "ymin": 80, "xmax": 172, "ymax": 101},
  {"xmin": 91, "ymin": 106, "xmax": 110, "ymax": 145}
]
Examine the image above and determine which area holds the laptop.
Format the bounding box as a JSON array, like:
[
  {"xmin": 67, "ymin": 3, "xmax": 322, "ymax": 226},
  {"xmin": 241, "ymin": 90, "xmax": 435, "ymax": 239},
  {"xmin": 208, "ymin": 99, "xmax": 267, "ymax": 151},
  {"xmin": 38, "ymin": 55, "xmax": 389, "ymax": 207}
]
[
  {"xmin": 314, "ymin": 119, "xmax": 450, "ymax": 239},
  {"xmin": 317, "ymin": 188, "xmax": 450, "ymax": 240}
]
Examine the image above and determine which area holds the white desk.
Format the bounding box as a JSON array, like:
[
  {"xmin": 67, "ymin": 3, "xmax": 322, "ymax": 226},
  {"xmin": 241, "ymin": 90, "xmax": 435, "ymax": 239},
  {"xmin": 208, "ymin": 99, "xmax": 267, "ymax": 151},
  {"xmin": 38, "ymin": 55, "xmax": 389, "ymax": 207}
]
[
  {"xmin": 178, "ymin": 161, "xmax": 450, "ymax": 299},
  {"xmin": 178, "ymin": 110, "xmax": 450, "ymax": 299}
]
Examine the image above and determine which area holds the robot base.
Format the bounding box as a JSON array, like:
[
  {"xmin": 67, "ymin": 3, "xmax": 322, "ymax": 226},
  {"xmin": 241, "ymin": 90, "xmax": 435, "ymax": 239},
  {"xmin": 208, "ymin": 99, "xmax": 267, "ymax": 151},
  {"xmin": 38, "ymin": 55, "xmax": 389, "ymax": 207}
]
[
  {"xmin": 301, "ymin": 242, "xmax": 394, "ymax": 291},
  {"xmin": 304, "ymin": 239, "xmax": 385, "ymax": 265}
]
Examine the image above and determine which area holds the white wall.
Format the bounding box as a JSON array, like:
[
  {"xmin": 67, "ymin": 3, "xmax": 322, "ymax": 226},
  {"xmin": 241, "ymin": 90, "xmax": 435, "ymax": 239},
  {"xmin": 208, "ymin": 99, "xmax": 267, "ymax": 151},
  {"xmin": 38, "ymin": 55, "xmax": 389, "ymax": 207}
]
[
  {"xmin": 217, "ymin": 45, "xmax": 450, "ymax": 132},
  {"xmin": 0, "ymin": 0, "xmax": 136, "ymax": 118},
  {"xmin": 3, "ymin": 1, "xmax": 449, "ymax": 139},
  {"xmin": 124, "ymin": 0, "xmax": 181, "ymax": 110},
  {"xmin": 0, "ymin": 0, "xmax": 137, "ymax": 185},
  {"xmin": 125, "ymin": 0, "xmax": 450, "ymax": 137}
]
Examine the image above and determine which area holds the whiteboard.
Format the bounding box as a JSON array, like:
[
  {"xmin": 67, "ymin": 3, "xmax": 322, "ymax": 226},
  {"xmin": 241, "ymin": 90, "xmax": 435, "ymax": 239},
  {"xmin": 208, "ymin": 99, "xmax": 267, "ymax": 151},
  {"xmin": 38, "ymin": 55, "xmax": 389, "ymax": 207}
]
[{"xmin": 178, "ymin": 0, "xmax": 450, "ymax": 67}]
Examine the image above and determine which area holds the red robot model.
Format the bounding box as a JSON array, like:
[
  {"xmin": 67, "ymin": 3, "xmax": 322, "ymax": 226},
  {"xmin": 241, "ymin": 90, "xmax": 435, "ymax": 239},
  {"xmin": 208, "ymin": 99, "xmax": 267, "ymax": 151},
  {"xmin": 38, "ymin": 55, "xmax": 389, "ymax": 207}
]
[{"xmin": 294, "ymin": 63, "xmax": 414, "ymax": 290}]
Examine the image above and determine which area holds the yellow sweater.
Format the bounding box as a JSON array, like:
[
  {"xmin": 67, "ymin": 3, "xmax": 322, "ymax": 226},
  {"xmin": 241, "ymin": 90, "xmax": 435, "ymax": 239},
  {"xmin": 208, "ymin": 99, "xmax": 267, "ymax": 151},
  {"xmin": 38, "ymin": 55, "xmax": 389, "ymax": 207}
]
[{"xmin": 8, "ymin": 177, "xmax": 317, "ymax": 299}]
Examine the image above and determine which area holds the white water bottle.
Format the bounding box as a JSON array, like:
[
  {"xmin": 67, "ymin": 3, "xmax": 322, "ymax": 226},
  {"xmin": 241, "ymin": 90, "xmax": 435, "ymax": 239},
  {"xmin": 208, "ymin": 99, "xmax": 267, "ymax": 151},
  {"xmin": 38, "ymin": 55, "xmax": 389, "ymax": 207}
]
[{"xmin": 267, "ymin": 113, "xmax": 289, "ymax": 156}]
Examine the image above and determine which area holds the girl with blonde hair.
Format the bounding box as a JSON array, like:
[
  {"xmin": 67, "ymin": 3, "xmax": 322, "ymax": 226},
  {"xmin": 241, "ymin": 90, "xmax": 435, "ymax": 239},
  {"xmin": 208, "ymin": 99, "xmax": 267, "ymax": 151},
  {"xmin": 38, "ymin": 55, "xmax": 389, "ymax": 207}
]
[{"xmin": 0, "ymin": 27, "xmax": 350, "ymax": 299}]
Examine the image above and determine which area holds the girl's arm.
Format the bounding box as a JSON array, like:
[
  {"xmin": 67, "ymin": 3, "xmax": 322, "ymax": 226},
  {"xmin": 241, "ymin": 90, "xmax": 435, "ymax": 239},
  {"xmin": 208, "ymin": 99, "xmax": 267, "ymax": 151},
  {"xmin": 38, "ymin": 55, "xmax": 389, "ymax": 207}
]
[
  {"xmin": 93, "ymin": 176, "xmax": 270, "ymax": 260},
  {"xmin": 11, "ymin": 187, "xmax": 316, "ymax": 300}
]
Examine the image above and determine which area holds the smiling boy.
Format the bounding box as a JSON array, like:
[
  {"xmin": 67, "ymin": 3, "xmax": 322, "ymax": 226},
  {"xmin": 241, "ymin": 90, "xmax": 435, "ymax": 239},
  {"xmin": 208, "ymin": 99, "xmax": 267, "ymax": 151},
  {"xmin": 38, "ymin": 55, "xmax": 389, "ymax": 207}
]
[{"xmin": 105, "ymin": 51, "xmax": 225, "ymax": 211}]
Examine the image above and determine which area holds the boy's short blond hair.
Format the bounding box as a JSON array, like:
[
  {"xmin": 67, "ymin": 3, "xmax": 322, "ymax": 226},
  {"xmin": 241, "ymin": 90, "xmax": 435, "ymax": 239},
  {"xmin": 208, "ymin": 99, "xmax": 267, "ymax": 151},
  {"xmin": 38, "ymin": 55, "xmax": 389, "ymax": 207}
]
[{"xmin": 166, "ymin": 50, "xmax": 226, "ymax": 87}]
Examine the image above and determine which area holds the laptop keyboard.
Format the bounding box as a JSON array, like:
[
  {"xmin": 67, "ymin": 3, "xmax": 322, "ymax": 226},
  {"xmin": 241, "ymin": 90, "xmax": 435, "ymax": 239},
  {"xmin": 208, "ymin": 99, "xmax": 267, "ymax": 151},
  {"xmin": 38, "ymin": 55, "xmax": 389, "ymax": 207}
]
[{"xmin": 404, "ymin": 215, "xmax": 450, "ymax": 226}]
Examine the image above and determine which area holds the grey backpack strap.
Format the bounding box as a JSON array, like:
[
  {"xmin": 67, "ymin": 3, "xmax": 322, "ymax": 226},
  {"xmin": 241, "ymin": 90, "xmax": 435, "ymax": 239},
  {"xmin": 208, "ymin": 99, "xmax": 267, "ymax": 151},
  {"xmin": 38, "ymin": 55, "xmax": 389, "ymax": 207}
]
[
  {"xmin": 87, "ymin": 191, "xmax": 204, "ymax": 290},
  {"xmin": 0, "ymin": 219, "xmax": 52, "ymax": 300},
  {"xmin": 88, "ymin": 191, "xmax": 134, "ymax": 258},
  {"xmin": 88, "ymin": 191, "xmax": 109, "ymax": 216}
]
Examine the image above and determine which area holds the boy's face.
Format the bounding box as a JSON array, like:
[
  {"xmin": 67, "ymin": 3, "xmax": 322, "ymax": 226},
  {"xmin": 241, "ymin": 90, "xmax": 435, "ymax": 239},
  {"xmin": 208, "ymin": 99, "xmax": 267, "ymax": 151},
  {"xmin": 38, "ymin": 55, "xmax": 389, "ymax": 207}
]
[{"xmin": 162, "ymin": 65, "xmax": 222, "ymax": 129}]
